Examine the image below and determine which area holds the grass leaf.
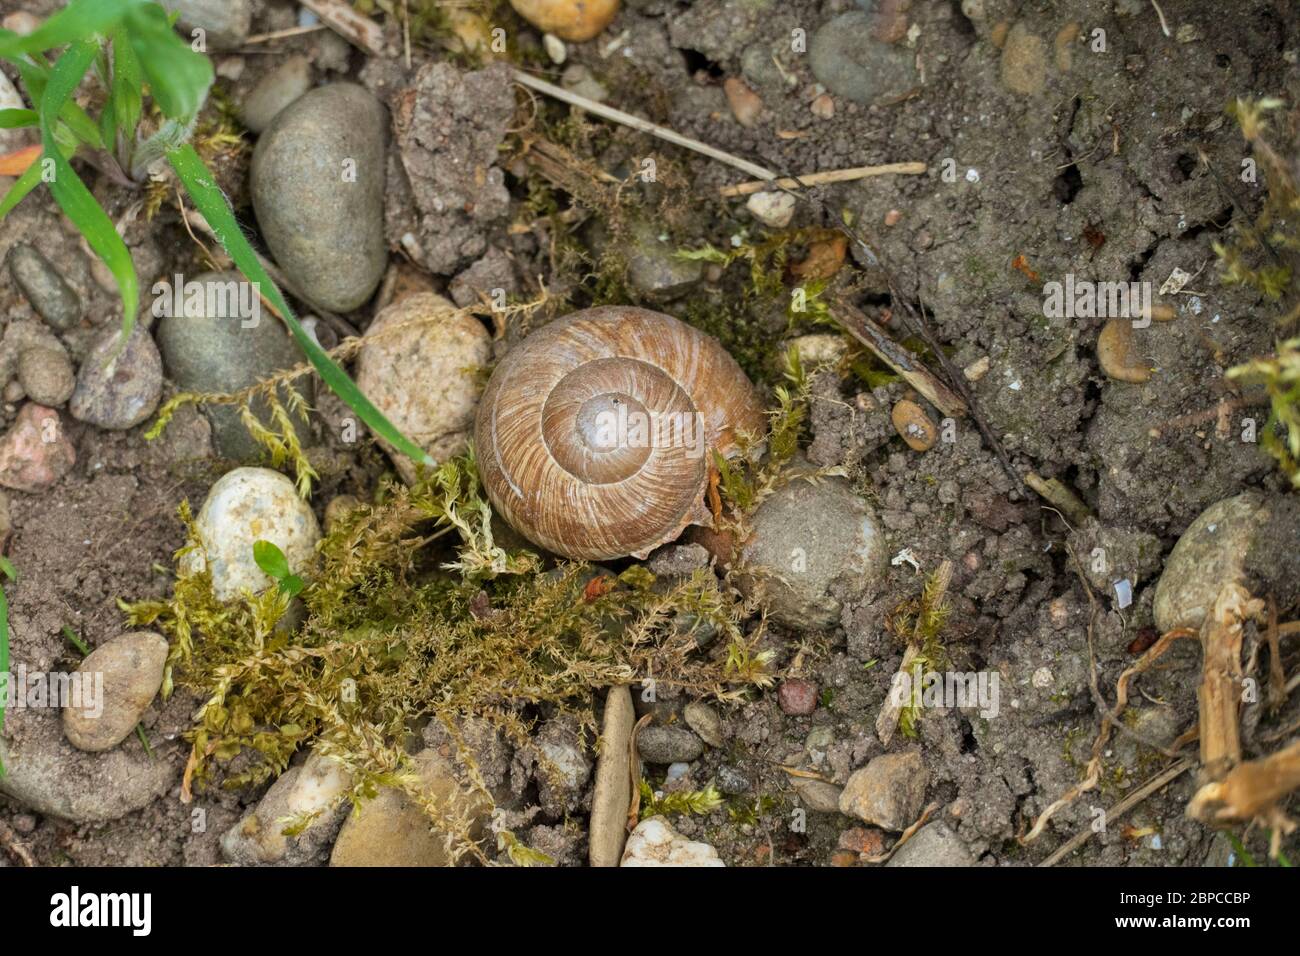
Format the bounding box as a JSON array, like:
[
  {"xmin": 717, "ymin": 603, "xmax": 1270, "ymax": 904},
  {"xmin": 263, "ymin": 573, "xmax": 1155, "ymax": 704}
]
[
  {"xmin": 167, "ymin": 143, "xmax": 433, "ymax": 469},
  {"xmin": 39, "ymin": 40, "xmax": 139, "ymax": 340},
  {"xmin": 123, "ymin": 2, "xmax": 212, "ymax": 121},
  {"xmin": 0, "ymin": 0, "xmax": 132, "ymax": 59}
]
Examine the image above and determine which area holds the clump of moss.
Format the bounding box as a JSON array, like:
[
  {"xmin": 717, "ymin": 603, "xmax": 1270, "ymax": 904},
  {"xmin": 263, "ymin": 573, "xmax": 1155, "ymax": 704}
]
[
  {"xmin": 123, "ymin": 453, "xmax": 768, "ymax": 863},
  {"xmin": 888, "ymin": 562, "xmax": 954, "ymax": 739},
  {"xmin": 1215, "ymin": 98, "xmax": 1299, "ymax": 314},
  {"xmin": 1228, "ymin": 337, "xmax": 1300, "ymax": 487}
]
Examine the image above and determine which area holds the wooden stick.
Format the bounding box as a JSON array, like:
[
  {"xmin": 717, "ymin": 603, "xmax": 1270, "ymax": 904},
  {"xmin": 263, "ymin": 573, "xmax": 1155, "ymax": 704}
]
[
  {"xmin": 298, "ymin": 0, "xmax": 390, "ymax": 56},
  {"xmin": 512, "ymin": 70, "xmax": 777, "ymax": 181},
  {"xmin": 830, "ymin": 298, "xmax": 968, "ymax": 418},
  {"xmin": 243, "ymin": 24, "xmax": 327, "ymax": 45},
  {"xmin": 719, "ymin": 162, "xmax": 927, "ymax": 198},
  {"xmin": 1198, "ymin": 583, "xmax": 1262, "ymax": 778},
  {"xmin": 1040, "ymin": 758, "xmax": 1195, "ymax": 867},
  {"xmin": 1025, "ymin": 472, "xmax": 1092, "ymax": 527}
]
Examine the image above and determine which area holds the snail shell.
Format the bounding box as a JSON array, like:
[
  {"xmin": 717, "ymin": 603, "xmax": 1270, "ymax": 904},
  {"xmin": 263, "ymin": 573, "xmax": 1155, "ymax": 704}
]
[{"xmin": 475, "ymin": 306, "xmax": 766, "ymax": 560}]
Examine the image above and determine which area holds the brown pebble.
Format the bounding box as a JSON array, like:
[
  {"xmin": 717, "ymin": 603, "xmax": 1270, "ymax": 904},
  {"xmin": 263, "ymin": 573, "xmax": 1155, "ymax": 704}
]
[
  {"xmin": 884, "ymin": 209, "xmax": 902, "ymax": 226},
  {"xmin": 891, "ymin": 399, "xmax": 938, "ymax": 451},
  {"xmin": 830, "ymin": 849, "xmax": 860, "ymax": 867},
  {"xmin": 838, "ymin": 826, "xmax": 887, "ymax": 856},
  {"xmin": 777, "ymin": 678, "xmax": 819, "ymax": 715},
  {"xmin": 810, "ymin": 93, "xmax": 835, "ymax": 119},
  {"xmin": 723, "ymin": 77, "xmax": 763, "ymax": 127}
]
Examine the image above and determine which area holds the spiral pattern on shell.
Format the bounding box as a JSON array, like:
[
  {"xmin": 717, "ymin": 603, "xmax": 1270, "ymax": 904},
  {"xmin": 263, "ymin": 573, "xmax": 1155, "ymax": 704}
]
[{"xmin": 475, "ymin": 306, "xmax": 766, "ymax": 560}]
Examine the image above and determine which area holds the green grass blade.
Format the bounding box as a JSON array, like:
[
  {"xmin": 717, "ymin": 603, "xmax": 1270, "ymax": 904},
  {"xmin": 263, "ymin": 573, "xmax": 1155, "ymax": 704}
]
[
  {"xmin": 108, "ymin": 26, "xmax": 143, "ymax": 153},
  {"xmin": 0, "ymin": 0, "xmax": 132, "ymax": 59},
  {"xmin": 0, "ymin": 157, "xmax": 43, "ymax": 220},
  {"xmin": 124, "ymin": 2, "xmax": 212, "ymax": 121},
  {"xmin": 167, "ymin": 143, "xmax": 434, "ymax": 469},
  {"xmin": 0, "ymin": 108, "xmax": 37, "ymax": 129},
  {"xmin": 40, "ymin": 41, "xmax": 138, "ymax": 340}
]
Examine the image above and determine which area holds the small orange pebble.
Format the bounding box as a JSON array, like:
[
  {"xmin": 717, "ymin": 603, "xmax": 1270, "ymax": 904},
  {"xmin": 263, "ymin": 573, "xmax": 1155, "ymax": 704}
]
[
  {"xmin": 891, "ymin": 399, "xmax": 938, "ymax": 451},
  {"xmin": 582, "ymin": 574, "xmax": 615, "ymax": 602},
  {"xmin": 0, "ymin": 144, "xmax": 41, "ymax": 176},
  {"xmin": 1011, "ymin": 254, "xmax": 1040, "ymax": 283},
  {"xmin": 791, "ymin": 234, "xmax": 847, "ymax": 280},
  {"xmin": 884, "ymin": 208, "xmax": 903, "ymax": 226}
]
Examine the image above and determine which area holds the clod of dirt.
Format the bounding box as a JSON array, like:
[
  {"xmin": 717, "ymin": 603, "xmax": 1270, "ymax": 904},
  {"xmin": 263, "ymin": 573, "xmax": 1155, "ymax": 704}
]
[
  {"xmin": 62, "ymin": 631, "xmax": 169, "ymax": 753},
  {"xmin": 221, "ymin": 751, "xmax": 351, "ymax": 866},
  {"xmin": 6, "ymin": 243, "xmax": 82, "ymax": 330},
  {"xmin": 509, "ymin": 0, "xmax": 620, "ymax": 43},
  {"xmin": 239, "ymin": 53, "xmax": 313, "ymax": 134},
  {"xmin": 809, "ymin": 11, "xmax": 919, "ymax": 105},
  {"xmin": 354, "ymin": 292, "xmax": 491, "ymax": 483},
  {"xmin": 385, "ymin": 61, "xmax": 515, "ymax": 275},
  {"xmin": 16, "ymin": 346, "xmax": 74, "ymax": 407},
  {"xmin": 68, "ymin": 325, "xmax": 163, "ymax": 431},
  {"xmin": 180, "ymin": 467, "xmax": 321, "ymax": 602},
  {"xmin": 329, "ymin": 749, "xmax": 490, "ymax": 866},
  {"xmin": 621, "ymin": 817, "xmax": 724, "ymax": 867},
  {"xmin": 1154, "ymin": 492, "xmax": 1300, "ymax": 632},
  {"xmin": 730, "ymin": 473, "xmax": 887, "ymax": 629},
  {"xmin": 838, "ymin": 751, "xmax": 928, "ymax": 831},
  {"xmin": 530, "ymin": 720, "xmax": 592, "ymax": 817},
  {"xmin": 890, "ymin": 398, "xmax": 938, "ymax": 451},
  {"xmin": 0, "ymin": 403, "xmax": 75, "ymax": 493},
  {"xmin": 999, "ymin": 22, "xmax": 1049, "ymax": 95},
  {"xmin": 252, "ymin": 84, "xmax": 389, "ymax": 312},
  {"xmin": 155, "ymin": 271, "xmax": 308, "ymax": 460}
]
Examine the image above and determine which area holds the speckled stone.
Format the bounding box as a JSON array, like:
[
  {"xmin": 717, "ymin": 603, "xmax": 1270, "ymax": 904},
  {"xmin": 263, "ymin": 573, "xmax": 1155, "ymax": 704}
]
[
  {"xmin": 62, "ymin": 632, "xmax": 169, "ymax": 753},
  {"xmin": 180, "ymin": 467, "xmax": 321, "ymax": 602},
  {"xmin": 354, "ymin": 292, "xmax": 491, "ymax": 483},
  {"xmin": 251, "ymin": 84, "xmax": 388, "ymax": 313},
  {"xmin": 68, "ymin": 326, "xmax": 163, "ymax": 430}
]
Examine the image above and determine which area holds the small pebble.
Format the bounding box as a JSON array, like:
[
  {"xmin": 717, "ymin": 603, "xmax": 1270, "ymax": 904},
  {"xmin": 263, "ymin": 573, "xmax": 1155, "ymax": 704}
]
[
  {"xmin": 746, "ymin": 190, "xmax": 796, "ymax": 229},
  {"xmin": 636, "ymin": 725, "xmax": 704, "ymax": 764},
  {"xmin": 179, "ymin": 467, "xmax": 321, "ymax": 602},
  {"xmin": 810, "ymin": 93, "xmax": 835, "ymax": 119},
  {"xmin": 543, "ymin": 33, "xmax": 567, "ymax": 64},
  {"xmin": 62, "ymin": 632, "xmax": 169, "ymax": 753},
  {"xmin": 683, "ymin": 700, "xmax": 725, "ymax": 747},
  {"xmin": 6, "ymin": 243, "xmax": 82, "ymax": 330},
  {"xmin": 723, "ymin": 77, "xmax": 763, "ymax": 127},
  {"xmin": 0, "ymin": 403, "xmax": 76, "ymax": 493},
  {"xmin": 68, "ymin": 326, "xmax": 163, "ymax": 430},
  {"xmin": 621, "ymin": 817, "xmax": 724, "ymax": 867},
  {"xmin": 778, "ymin": 678, "xmax": 819, "ymax": 715},
  {"xmin": 16, "ymin": 347, "xmax": 75, "ymax": 407}
]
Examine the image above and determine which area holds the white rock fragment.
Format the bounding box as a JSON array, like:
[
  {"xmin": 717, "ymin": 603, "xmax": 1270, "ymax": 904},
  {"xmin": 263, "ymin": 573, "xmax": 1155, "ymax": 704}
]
[
  {"xmin": 620, "ymin": 817, "xmax": 725, "ymax": 867},
  {"xmin": 746, "ymin": 190, "xmax": 797, "ymax": 229},
  {"xmin": 180, "ymin": 467, "xmax": 321, "ymax": 602}
]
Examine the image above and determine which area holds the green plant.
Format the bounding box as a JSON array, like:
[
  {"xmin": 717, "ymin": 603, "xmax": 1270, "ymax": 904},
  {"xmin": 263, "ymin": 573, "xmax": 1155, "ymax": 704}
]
[
  {"xmin": 638, "ymin": 780, "xmax": 724, "ymax": 820},
  {"xmin": 1228, "ymin": 337, "xmax": 1300, "ymax": 487},
  {"xmin": 123, "ymin": 455, "xmax": 762, "ymax": 862},
  {"xmin": 0, "ymin": 1, "xmax": 427, "ymax": 471},
  {"xmin": 252, "ymin": 541, "xmax": 306, "ymax": 599}
]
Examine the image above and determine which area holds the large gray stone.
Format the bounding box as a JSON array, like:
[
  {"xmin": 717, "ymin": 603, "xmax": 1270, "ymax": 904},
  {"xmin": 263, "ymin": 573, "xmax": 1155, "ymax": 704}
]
[
  {"xmin": 155, "ymin": 271, "xmax": 308, "ymax": 460},
  {"xmin": 7, "ymin": 243, "xmax": 81, "ymax": 331},
  {"xmin": 809, "ymin": 12, "xmax": 919, "ymax": 105},
  {"xmin": 736, "ymin": 473, "xmax": 887, "ymax": 629},
  {"xmin": 886, "ymin": 821, "xmax": 975, "ymax": 866},
  {"xmin": 252, "ymin": 84, "xmax": 388, "ymax": 313}
]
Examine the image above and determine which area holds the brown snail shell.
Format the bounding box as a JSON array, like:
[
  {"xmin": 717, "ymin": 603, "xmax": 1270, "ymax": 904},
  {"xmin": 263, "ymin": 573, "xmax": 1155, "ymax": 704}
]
[{"xmin": 475, "ymin": 306, "xmax": 766, "ymax": 560}]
